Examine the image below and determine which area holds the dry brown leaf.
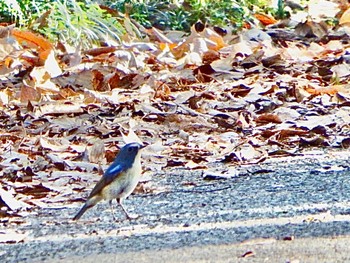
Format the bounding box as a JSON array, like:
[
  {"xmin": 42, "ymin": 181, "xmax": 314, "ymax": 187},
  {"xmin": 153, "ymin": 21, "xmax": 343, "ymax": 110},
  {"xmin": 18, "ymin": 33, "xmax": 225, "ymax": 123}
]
[
  {"xmin": 256, "ymin": 114, "xmax": 282, "ymax": 124},
  {"xmin": 0, "ymin": 35, "xmax": 19, "ymax": 60},
  {"xmin": 12, "ymin": 28, "xmax": 52, "ymax": 62},
  {"xmin": 83, "ymin": 46, "xmax": 117, "ymax": 56},
  {"xmin": 35, "ymin": 102, "xmax": 83, "ymax": 115},
  {"xmin": 0, "ymin": 188, "xmax": 29, "ymax": 211},
  {"xmin": 254, "ymin": 13, "xmax": 277, "ymax": 26},
  {"xmin": 185, "ymin": 160, "xmax": 207, "ymax": 169},
  {"xmin": 148, "ymin": 27, "xmax": 173, "ymax": 44},
  {"xmin": 88, "ymin": 139, "xmax": 106, "ymax": 164},
  {"xmin": 40, "ymin": 137, "xmax": 70, "ymax": 152},
  {"xmin": 278, "ymin": 129, "xmax": 309, "ymax": 139},
  {"xmin": 340, "ymin": 7, "xmax": 350, "ymax": 24},
  {"xmin": 295, "ymin": 20, "xmax": 328, "ymax": 38},
  {"xmin": 20, "ymin": 85, "xmax": 41, "ymax": 103},
  {"xmin": 305, "ymin": 85, "xmax": 342, "ymax": 95},
  {"xmin": 203, "ymin": 28, "xmax": 227, "ymax": 51}
]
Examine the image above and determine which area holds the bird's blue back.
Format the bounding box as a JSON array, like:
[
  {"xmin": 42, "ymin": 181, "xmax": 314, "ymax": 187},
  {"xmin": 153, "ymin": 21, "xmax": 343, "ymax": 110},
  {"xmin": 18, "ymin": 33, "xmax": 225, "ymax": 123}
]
[{"xmin": 88, "ymin": 142, "xmax": 143, "ymax": 198}]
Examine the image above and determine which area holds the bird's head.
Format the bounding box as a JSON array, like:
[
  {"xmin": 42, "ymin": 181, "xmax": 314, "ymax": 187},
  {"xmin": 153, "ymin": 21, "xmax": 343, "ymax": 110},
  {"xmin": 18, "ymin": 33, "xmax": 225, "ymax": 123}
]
[{"xmin": 115, "ymin": 142, "xmax": 145, "ymax": 167}]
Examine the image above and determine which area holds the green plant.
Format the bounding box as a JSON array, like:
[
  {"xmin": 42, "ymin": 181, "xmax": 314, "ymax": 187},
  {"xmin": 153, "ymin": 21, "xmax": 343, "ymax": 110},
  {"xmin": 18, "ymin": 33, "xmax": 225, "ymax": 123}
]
[
  {"xmin": 34, "ymin": 0, "xmax": 125, "ymax": 48},
  {"xmin": 0, "ymin": 0, "xmax": 281, "ymax": 47},
  {"xmin": 184, "ymin": 0, "xmax": 245, "ymax": 27},
  {"xmin": 107, "ymin": 0, "xmax": 249, "ymax": 31},
  {"xmin": 0, "ymin": 0, "xmax": 51, "ymax": 25},
  {"xmin": 109, "ymin": 0, "xmax": 172, "ymax": 29}
]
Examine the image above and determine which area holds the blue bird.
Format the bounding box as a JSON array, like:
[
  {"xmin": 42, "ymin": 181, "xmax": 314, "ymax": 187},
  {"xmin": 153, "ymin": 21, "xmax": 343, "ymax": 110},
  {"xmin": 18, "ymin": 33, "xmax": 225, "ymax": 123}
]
[{"xmin": 73, "ymin": 142, "xmax": 145, "ymax": 221}]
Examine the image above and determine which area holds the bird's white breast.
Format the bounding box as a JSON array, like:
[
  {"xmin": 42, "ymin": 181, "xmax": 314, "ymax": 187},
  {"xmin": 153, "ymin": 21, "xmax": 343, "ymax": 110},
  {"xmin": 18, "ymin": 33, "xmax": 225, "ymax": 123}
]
[{"xmin": 101, "ymin": 152, "xmax": 142, "ymax": 201}]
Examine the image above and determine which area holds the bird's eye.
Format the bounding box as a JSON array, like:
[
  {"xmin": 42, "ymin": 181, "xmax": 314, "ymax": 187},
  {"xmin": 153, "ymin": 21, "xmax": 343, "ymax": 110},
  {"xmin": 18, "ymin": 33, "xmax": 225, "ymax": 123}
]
[{"xmin": 128, "ymin": 146, "xmax": 135, "ymax": 152}]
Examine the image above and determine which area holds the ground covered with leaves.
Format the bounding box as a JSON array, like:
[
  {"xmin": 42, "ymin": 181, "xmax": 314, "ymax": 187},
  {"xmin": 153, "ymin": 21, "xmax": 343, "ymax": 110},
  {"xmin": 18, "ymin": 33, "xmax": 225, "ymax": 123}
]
[{"xmin": 1, "ymin": 1, "xmax": 350, "ymax": 244}]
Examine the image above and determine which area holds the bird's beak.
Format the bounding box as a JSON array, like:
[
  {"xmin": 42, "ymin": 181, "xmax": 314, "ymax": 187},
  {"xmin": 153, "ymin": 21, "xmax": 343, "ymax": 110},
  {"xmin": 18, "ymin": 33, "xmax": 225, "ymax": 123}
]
[{"xmin": 140, "ymin": 142, "xmax": 148, "ymax": 149}]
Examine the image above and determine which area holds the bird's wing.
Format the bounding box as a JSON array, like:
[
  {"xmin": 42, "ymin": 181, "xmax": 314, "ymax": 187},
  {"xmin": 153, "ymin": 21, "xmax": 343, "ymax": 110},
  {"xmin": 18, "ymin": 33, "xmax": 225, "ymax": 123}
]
[{"xmin": 88, "ymin": 163, "xmax": 125, "ymax": 198}]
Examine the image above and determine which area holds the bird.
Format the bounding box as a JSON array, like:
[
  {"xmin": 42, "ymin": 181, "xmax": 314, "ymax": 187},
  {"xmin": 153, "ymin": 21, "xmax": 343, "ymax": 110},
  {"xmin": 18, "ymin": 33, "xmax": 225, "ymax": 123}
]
[{"xmin": 73, "ymin": 142, "xmax": 145, "ymax": 221}]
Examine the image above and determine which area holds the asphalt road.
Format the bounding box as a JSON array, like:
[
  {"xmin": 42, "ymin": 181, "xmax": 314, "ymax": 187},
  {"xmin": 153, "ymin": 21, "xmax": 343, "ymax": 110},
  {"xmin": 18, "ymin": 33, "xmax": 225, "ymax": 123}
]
[{"xmin": 1, "ymin": 150, "xmax": 350, "ymax": 262}]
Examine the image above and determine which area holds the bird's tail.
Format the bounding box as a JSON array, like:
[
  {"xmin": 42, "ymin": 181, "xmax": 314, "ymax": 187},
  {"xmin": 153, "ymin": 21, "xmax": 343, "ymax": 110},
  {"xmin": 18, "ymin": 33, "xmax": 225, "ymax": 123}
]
[
  {"xmin": 73, "ymin": 203, "xmax": 89, "ymax": 221},
  {"xmin": 73, "ymin": 196, "xmax": 101, "ymax": 221}
]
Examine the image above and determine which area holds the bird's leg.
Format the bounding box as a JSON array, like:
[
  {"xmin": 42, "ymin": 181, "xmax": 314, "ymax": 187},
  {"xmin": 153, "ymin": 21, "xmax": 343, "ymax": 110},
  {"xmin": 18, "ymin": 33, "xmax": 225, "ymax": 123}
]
[
  {"xmin": 117, "ymin": 198, "xmax": 139, "ymax": 219},
  {"xmin": 109, "ymin": 200, "xmax": 118, "ymax": 221}
]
